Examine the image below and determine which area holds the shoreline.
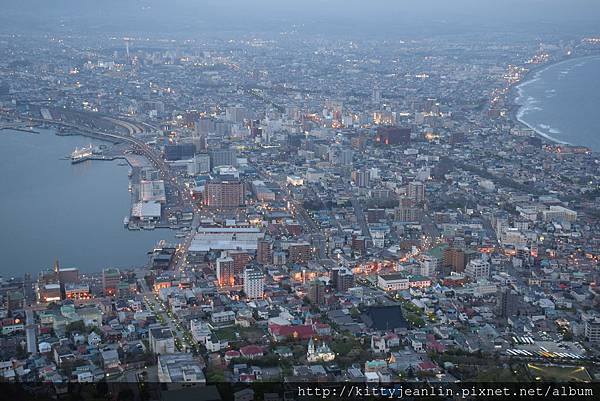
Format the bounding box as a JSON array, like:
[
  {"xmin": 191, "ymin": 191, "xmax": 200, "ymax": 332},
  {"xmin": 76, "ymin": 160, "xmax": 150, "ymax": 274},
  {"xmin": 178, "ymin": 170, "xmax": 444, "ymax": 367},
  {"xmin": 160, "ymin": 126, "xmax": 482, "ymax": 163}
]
[{"xmin": 508, "ymin": 54, "xmax": 600, "ymax": 149}]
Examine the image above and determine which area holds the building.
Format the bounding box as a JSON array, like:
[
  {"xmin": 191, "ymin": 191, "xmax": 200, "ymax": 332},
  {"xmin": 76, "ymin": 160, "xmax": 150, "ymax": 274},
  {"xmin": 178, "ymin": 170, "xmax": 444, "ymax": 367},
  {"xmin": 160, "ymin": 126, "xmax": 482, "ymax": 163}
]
[
  {"xmin": 499, "ymin": 289, "xmax": 520, "ymax": 318},
  {"xmin": 443, "ymin": 248, "xmax": 467, "ymax": 272},
  {"xmin": 377, "ymin": 273, "xmax": 431, "ymax": 291},
  {"xmin": 164, "ymin": 143, "xmax": 196, "ymax": 161},
  {"xmin": 209, "ymin": 148, "xmax": 237, "ymax": 168},
  {"xmin": 307, "ymin": 338, "xmax": 335, "ymax": 363},
  {"xmin": 211, "ymin": 310, "xmax": 236, "ymax": 326},
  {"xmin": 38, "ymin": 283, "xmax": 61, "ymax": 303},
  {"xmin": 256, "ymin": 240, "xmax": 273, "ymax": 265},
  {"xmin": 190, "ymin": 319, "xmax": 212, "ymax": 343},
  {"xmin": 64, "ymin": 284, "xmax": 91, "ymax": 300},
  {"xmin": 216, "ymin": 255, "xmax": 235, "ymax": 287},
  {"xmin": 351, "ymin": 169, "xmax": 371, "ymax": 188},
  {"xmin": 286, "ymin": 176, "xmax": 304, "ymax": 186},
  {"xmin": 308, "ymin": 279, "xmax": 325, "ymax": 305},
  {"xmin": 131, "ymin": 201, "xmax": 162, "ymax": 222},
  {"xmin": 140, "ymin": 180, "xmax": 166, "ymax": 204},
  {"xmin": 203, "ymin": 179, "xmax": 245, "ymax": 208},
  {"xmin": 585, "ymin": 318, "xmax": 600, "ymax": 342},
  {"xmin": 243, "ymin": 267, "xmax": 264, "ymax": 299},
  {"xmin": 407, "ymin": 181, "xmax": 425, "ymax": 204},
  {"xmin": 225, "ymin": 106, "xmax": 248, "ymax": 124},
  {"xmin": 419, "ymin": 255, "xmax": 437, "ymax": 277},
  {"xmin": 331, "ymin": 268, "xmax": 354, "ymax": 292},
  {"xmin": 58, "ymin": 267, "xmax": 79, "ymax": 284},
  {"xmin": 288, "ymin": 242, "xmax": 311, "ymax": 265},
  {"xmin": 542, "ymin": 206, "xmax": 577, "ymax": 223},
  {"xmin": 149, "ymin": 327, "xmax": 175, "ymax": 355},
  {"xmin": 102, "ymin": 268, "xmax": 120, "ymax": 296},
  {"xmin": 157, "ymin": 354, "xmax": 206, "ymax": 388},
  {"xmin": 465, "ymin": 259, "xmax": 490, "ymax": 280},
  {"xmin": 377, "ymin": 273, "xmax": 409, "ymax": 291},
  {"xmin": 188, "ymin": 153, "xmax": 211, "ymax": 175},
  {"xmin": 251, "ymin": 180, "xmax": 276, "ymax": 202},
  {"xmin": 395, "ymin": 198, "xmax": 422, "ymax": 222},
  {"xmin": 188, "ymin": 226, "xmax": 264, "ymax": 256},
  {"xmin": 375, "ymin": 127, "xmax": 411, "ymax": 145},
  {"xmin": 229, "ymin": 250, "xmax": 251, "ymax": 275},
  {"xmin": 361, "ymin": 306, "xmax": 408, "ymax": 331}
]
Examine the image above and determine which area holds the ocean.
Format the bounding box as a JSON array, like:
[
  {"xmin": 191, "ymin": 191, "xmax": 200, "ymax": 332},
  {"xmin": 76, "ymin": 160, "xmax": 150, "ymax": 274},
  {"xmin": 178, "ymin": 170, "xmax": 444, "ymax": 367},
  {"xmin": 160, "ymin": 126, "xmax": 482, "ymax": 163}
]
[{"xmin": 516, "ymin": 55, "xmax": 600, "ymax": 152}]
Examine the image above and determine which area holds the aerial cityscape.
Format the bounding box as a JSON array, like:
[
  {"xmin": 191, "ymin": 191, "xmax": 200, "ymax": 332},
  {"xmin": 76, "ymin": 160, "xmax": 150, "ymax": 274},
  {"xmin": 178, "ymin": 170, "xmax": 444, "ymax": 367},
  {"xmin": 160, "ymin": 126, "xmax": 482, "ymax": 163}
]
[{"xmin": 0, "ymin": 1, "xmax": 599, "ymax": 399}]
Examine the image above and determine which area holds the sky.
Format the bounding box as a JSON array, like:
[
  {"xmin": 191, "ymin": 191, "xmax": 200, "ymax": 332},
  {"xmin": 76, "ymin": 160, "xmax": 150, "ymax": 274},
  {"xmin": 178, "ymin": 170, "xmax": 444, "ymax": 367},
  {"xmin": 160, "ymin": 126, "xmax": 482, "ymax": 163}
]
[{"xmin": 1, "ymin": 0, "xmax": 599, "ymax": 37}]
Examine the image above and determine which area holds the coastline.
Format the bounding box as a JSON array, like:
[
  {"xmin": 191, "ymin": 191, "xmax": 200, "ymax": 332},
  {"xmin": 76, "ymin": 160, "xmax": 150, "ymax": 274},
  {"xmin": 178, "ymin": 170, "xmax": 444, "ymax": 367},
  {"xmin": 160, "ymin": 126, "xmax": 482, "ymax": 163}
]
[{"xmin": 508, "ymin": 54, "xmax": 600, "ymax": 148}]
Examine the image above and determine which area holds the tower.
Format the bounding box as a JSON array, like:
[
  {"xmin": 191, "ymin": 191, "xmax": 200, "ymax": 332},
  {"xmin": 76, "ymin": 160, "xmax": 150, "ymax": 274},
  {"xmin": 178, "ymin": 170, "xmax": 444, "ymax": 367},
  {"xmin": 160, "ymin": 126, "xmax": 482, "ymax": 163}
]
[
  {"xmin": 124, "ymin": 38, "xmax": 132, "ymax": 64},
  {"xmin": 307, "ymin": 337, "xmax": 315, "ymax": 356}
]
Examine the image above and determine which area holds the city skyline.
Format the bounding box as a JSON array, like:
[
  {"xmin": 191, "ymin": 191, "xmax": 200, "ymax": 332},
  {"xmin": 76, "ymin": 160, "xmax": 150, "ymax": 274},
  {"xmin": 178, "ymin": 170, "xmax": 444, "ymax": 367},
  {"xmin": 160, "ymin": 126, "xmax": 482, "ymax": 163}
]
[{"xmin": 0, "ymin": 1, "xmax": 598, "ymax": 399}]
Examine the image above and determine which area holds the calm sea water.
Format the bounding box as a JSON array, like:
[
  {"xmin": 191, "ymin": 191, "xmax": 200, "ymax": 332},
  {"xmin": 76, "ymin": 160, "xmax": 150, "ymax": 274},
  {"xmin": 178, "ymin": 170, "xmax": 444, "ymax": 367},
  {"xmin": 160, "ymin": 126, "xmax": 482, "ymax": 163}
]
[
  {"xmin": 0, "ymin": 129, "xmax": 174, "ymax": 277},
  {"xmin": 516, "ymin": 55, "xmax": 600, "ymax": 152}
]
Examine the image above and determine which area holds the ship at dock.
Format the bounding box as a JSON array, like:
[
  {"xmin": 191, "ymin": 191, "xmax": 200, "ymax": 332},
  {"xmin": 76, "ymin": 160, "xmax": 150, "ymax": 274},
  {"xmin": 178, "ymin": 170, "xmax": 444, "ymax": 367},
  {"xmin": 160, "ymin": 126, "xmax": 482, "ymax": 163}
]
[{"xmin": 70, "ymin": 145, "xmax": 95, "ymax": 163}]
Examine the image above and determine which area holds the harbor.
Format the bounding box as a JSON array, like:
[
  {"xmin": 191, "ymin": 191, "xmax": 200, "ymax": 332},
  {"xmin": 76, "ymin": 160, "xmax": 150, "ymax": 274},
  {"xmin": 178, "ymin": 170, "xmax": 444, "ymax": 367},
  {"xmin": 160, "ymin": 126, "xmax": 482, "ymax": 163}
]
[
  {"xmin": 66, "ymin": 142, "xmax": 193, "ymax": 233},
  {"xmin": 0, "ymin": 127, "xmax": 177, "ymax": 274}
]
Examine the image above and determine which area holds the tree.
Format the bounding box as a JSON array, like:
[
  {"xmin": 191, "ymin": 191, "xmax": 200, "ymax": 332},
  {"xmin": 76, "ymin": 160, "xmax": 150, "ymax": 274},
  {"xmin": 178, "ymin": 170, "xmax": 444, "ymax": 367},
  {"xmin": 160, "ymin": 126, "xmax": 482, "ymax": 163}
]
[
  {"xmin": 65, "ymin": 320, "xmax": 86, "ymax": 336},
  {"xmin": 15, "ymin": 343, "xmax": 27, "ymax": 359}
]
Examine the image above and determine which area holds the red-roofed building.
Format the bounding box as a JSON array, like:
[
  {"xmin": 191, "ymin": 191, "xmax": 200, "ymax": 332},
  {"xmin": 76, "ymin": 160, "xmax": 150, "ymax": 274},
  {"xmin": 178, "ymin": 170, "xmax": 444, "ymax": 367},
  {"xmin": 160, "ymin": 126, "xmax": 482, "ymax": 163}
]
[
  {"xmin": 268, "ymin": 324, "xmax": 315, "ymax": 342},
  {"xmin": 426, "ymin": 338, "xmax": 446, "ymax": 353},
  {"xmin": 239, "ymin": 345, "xmax": 264, "ymax": 359},
  {"xmin": 417, "ymin": 361, "xmax": 440, "ymax": 373},
  {"xmin": 224, "ymin": 350, "xmax": 241, "ymax": 363}
]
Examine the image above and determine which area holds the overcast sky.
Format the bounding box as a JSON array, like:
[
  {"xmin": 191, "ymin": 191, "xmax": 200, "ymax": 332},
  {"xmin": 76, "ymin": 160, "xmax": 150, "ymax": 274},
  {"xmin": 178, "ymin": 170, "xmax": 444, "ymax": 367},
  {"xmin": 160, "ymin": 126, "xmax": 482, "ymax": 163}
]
[{"xmin": 2, "ymin": 0, "xmax": 599, "ymax": 37}]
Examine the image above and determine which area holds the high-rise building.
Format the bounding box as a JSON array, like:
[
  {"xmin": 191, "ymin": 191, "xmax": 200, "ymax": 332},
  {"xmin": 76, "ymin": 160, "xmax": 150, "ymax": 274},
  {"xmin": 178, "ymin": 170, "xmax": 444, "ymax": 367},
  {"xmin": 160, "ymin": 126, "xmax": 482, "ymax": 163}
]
[
  {"xmin": 395, "ymin": 198, "xmax": 422, "ymax": 222},
  {"xmin": 465, "ymin": 259, "xmax": 490, "ymax": 280},
  {"xmin": 499, "ymin": 289, "xmax": 520, "ymax": 318},
  {"xmin": 229, "ymin": 250, "xmax": 251, "ymax": 275},
  {"xmin": 243, "ymin": 267, "xmax": 264, "ymax": 299},
  {"xmin": 585, "ymin": 318, "xmax": 600, "ymax": 343},
  {"xmin": 442, "ymin": 247, "xmax": 464, "ymax": 273},
  {"xmin": 256, "ymin": 240, "xmax": 273, "ymax": 265},
  {"xmin": 351, "ymin": 169, "xmax": 371, "ymax": 188},
  {"xmin": 331, "ymin": 268, "xmax": 354, "ymax": 293},
  {"xmin": 308, "ymin": 279, "xmax": 325, "ymax": 305},
  {"xmin": 216, "ymin": 255, "xmax": 235, "ymax": 287},
  {"xmin": 351, "ymin": 235, "xmax": 366, "ymax": 254},
  {"xmin": 203, "ymin": 179, "xmax": 245, "ymax": 208},
  {"xmin": 102, "ymin": 268, "xmax": 121, "ymax": 296},
  {"xmin": 288, "ymin": 242, "xmax": 311, "ymax": 265},
  {"xmin": 372, "ymin": 87, "xmax": 382, "ymax": 103},
  {"xmin": 408, "ymin": 181, "xmax": 425, "ymax": 204}
]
